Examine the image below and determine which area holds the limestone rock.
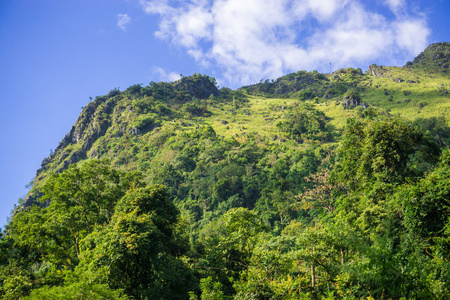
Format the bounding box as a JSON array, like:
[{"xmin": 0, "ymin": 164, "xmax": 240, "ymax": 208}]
[{"xmin": 342, "ymin": 95, "xmax": 361, "ymax": 110}]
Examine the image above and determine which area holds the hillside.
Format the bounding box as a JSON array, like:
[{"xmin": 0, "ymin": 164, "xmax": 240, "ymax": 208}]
[
  {"xmin": 2, "ymin": 43, "xmax": 450, "ymax": 299},
  {"xmin": 23, "ymin": 44, "xmax": 450, "ymax": 208}
]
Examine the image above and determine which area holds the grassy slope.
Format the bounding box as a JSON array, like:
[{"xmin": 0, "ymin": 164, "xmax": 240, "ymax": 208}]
[
  {"xmin": 359, "ymin": 67, "xmax": 450, "ymax": 119},
  {"xmin": 204, "ymin": 67, "xmax": 450, "ymax": 136},
  {"xmin": 146, "ymin": 66, "xmax": 450, "ymax": 163},
  {"xmin": 25, "ymin": 64, "xmax": 449, "ymax": 206},
  {"xmin": 100, "ymin": 68, "xmax": 450, "ymax": 163}
]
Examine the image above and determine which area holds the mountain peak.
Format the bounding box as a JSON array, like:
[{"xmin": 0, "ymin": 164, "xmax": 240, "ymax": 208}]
[{"xmin": 405, "ymin": 42, "xmax": 450, "ymax": 72}]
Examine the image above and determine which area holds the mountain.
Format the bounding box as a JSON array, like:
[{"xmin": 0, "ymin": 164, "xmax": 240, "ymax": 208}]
[
  {"xmin": 24, "ymin": 43, "xmax": 450, "ymax": 208},
  {"xmin": 4, "ymin": 43, "xmax": 450, "ymax": 299}
]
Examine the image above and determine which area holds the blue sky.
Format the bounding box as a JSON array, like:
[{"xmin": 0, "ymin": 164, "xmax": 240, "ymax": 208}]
[{"xmin": 0, "ymin": 0, "xmax": 449, "ymax": 227}]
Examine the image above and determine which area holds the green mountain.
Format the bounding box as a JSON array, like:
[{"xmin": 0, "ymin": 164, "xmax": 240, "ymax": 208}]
[
  {"xmin": 407, "ymin": 41, "xmax": 450, "ymax": 71},
  {"xmin": 24, "ymin": 43, "xmax": 450, "ymax": 208},
  {"xmin": 3, "ymin": 43, "xmax": 450, "ymax": 299}
]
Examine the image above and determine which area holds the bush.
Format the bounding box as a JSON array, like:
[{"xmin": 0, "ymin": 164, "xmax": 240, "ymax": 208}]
[{"xmin": 133, "ymin": 116, "xmax": 156, "ymax": 133}]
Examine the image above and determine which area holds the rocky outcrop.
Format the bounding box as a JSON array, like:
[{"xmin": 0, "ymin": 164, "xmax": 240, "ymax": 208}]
[
  {"xmin": 24, "ymin": 93, "xmax": 121, "ymax": 209},
  {"xmin": 342, "ymin": 90, "xmax": 366, "ymax": 110},
  {"xmin": 368, "ymin": 65, "xmax": 387, "ymax": 77},
  {"xmin": 406, "ymin": 42, "xmax": 450, "ymax": 71},
  {"xmin": 342, "ymin": 95, "xmax": 361, "ymax": 110},
  {"xmin": 36, "ymin": 95, "xmax": 118, "ymax": 178}
]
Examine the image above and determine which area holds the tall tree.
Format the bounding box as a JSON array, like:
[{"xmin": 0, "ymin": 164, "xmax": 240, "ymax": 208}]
[
  {"xmin": 10, "ymin": 159, "xmax": 143, "ymax": 266},
  {"xmin": 78, "ymin": 185, "xmax": 195, "ymax": 300}
]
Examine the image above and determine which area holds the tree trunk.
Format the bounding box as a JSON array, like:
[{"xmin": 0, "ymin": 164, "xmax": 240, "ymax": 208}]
[{"xmin": 74, "ymin": 231, "xmax": 80, "ymax": 258}]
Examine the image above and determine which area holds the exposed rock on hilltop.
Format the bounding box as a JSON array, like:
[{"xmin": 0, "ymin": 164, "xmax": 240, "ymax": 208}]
[
  {"xmin": 368, "ymin": 64, "xmax": 387, "ymax": 77},
  {"xmin": 37, "ymin": 91, "xmax": 119, "ymax": 176},
  {"xmin": 342, "ymin": 90, "xmax": 362, "ymax": 110}
]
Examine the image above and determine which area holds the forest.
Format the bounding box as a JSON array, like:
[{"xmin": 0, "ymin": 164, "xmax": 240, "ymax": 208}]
[{"xmin": 1, "ymin": 43, "xmax": 450, "ymax": 299}]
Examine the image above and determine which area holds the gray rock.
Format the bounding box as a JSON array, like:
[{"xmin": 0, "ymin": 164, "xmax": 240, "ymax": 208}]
[{"xmin": 342, "ymin": 95, "xmax": 360, "ymax": 110}]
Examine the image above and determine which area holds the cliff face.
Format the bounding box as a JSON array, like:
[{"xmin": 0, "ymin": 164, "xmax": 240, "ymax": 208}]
[
  {"xmin": 39, "ymin": 92, "xmax": 118, "ymax": 175},
  {"xmin": 23, "ymin": 74, "xmax": 220, "ymax": 208}
]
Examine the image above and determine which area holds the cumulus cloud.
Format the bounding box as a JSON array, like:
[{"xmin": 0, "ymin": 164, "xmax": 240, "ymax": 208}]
[
  {"xmin": 152, "ymin": 67, "xmax": 181, "ymax": 82},
  {"xmin": 394, "ymin": 19, "xmax": 430, "ymax": 55},
  {"xmin": 140, "ymin": 0, "xmax": 430, "ymax": 86},
  {"xmin": 117, "ymin": 13, "xmax": 131, "ymax": 31}
]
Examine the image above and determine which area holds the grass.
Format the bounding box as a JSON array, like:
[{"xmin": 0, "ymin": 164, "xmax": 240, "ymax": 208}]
[
  {"xmin": 197, "ymin": 67, "xmax": 449, "ymax": 137},
  {"xmin": 198, "ymin": 96, "xmax": 296, "ymax": 140},
  {"xmin": 182, "ymin": 66, "xmax": 450, "ymax": 141},
  {"xmin": 33, "ymin": 66, "xmax": 450, "ymax": 189}
]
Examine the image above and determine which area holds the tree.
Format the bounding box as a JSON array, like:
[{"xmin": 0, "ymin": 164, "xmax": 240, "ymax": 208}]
[
  {"xmin": 413, "ymin": 116, "xmax": 450, "ymax": 148},
  {"xmin": 401, "ymin": 150, "xmax": 450, "ymax": 236},
  {"xmin": 278, "ymin": 104, "xmax": 329, "ymax": 142},
  {"xmin": 326, "ymin": 117, "xmax": 445, "ymax": 298},
  {"xmin": 336, "ymin": 116, "xmax": 439, "ymax": 192},
  {"xmin": 78, "ymin": 185, "xmax": 195, "ymax": 300},
  {"xmin": 24, "ymin": 281, "xmax": 129, "ymax": 300},
  {"xmin": 198, "ymin": 208, "xmax": 266, "ymax": 295},
  {"xmin": 9, "ymin": 160, "xmax": 143, "ymax": 268},
  {"xmin": 295, "ymin": 167, "xmax": 342, "ymax": 214}
]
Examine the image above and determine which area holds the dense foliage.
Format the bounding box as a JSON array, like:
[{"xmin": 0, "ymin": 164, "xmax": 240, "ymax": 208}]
[
  {"xmin": 2, "ymin": 113, "xmax": 449, "ymax": 299},
  {"xmin": 2, "ymin": 46, "xmax": 450, "ymax": 298}
]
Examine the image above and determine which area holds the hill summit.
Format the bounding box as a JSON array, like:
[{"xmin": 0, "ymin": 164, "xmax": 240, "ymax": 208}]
[{"xmin": 406, "ymin": 42, "xmax": 450, "ymax": 72}]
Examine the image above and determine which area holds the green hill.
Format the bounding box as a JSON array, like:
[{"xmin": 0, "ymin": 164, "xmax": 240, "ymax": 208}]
[
  {"xmin": 23, "ymin": 44, "xmax": 450, "ymax": 208},
  {"xmin": 3, "ymin": 43, "xmax": 450, "ymax": 299}
]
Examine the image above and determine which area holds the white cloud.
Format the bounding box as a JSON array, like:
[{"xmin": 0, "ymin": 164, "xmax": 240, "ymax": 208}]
[
  {"xmin": 307, "ymin": 2, "xmax": 394, "ymax": 66},
  {"xmin": 384, "ymin": 0, "xmax": 405, "ymax": 16},
  {"xmin": 140, "ymin": 0, "xmax": 430, "ymax": 86},
  {"xmin": 153, "ymin": 67, "xmax": 181, "ymax": 82},
  {"xmin": 300, "ymin": 0, "xmax": 348, "ymax": 21},
  {"xmin": 117, "ymin": 14, "xmax": 131, "ymax": 31},
  {"xmin": 395, "ymin": 19, "xmax": 430, "ymax": 55},
  {"xmin": 140, "ymin": 0, "xmax": 174, "ymax": 15}
]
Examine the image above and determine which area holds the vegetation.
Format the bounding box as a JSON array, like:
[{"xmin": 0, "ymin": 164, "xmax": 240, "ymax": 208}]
[{"xmin": 1, "ymin": 43, "xmax": 450, "ymax": 299}]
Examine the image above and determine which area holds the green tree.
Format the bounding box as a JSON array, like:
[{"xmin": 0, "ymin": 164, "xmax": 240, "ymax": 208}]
[
  {"xmin": 336, "ymin": 116, "xmax": 439, "ymax": 192},
  {"xmin": 24, "ymin": 281, "xmax": 129, "ymax": 300},
  {"xmin": 10, "ymin": 160, "xmax": 143, "ymax": 267},
  {"xmin": 79, "ymin": 185, "xmax": 195, "ymax": 300},
  {"xmin": 278, "ymin": 104, "xmax": 329, "ymax": 142},
  {"xmin": 198, "ymin": 208, "xmax": 266, "ymax": 295},
  {"xmin": 413, "ymin": 116, "xmax": 450, "ymax": 148},
  {"xmin": 199, "ymin": 277, "xmax": 224, "ymax": 300},
  {"xmin": 326, "ymin": 117, "xmax": 445, "ymax": 298},
  {"xmin": 397, "ymin": 150, "xmax": 450, "ymax": 297},
  {"xmin": 402, "ymin": 149, "xmax": 450, "ymax": 238}
]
